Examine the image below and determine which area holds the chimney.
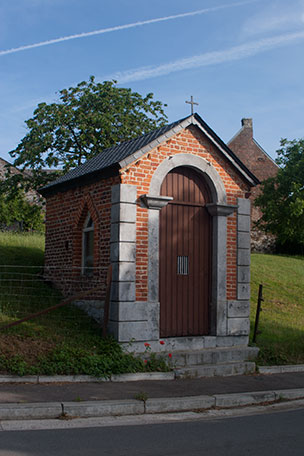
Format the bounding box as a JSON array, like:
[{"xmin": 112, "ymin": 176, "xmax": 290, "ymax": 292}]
[
  {"xmin": 241, "ymin": 118, "xmax": 253, "ymax": 138},
  {"xmin": 241, "ymin": 118, "xmax": 253, "ymax": 131}
]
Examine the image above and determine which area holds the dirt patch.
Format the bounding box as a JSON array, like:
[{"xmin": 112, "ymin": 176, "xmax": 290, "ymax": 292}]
[{"xmin": 0, "ymin": 334, "xmax": 56, "ymax": 364}]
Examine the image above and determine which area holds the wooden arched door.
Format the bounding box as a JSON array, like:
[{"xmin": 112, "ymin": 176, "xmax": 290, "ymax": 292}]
[{"xmin": 159, "ymin": 166, "xmax": 212, "ymax": 337}]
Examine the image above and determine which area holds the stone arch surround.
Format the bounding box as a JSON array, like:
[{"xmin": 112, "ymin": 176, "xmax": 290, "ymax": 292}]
[
  {"xmin": 146, "ymin": 153, "xmax": 236, "ymax": 337},
  {"xmin": 149, "ymin": 153, "xmax": 227, "ymax": 205}
]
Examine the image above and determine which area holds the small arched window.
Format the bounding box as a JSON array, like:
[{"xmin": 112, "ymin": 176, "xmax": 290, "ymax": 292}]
[{"xmin": 82, "ymin": 214, "xmax": 94, "ymax": 275}]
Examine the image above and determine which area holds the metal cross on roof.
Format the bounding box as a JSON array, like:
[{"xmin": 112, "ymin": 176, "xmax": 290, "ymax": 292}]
[{"xmin": 185, "ymin": 96, "xmax": 199, "ymax": 114}]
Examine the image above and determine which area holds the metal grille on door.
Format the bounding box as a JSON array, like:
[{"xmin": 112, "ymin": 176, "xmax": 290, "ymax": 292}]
[{"xmin": 177, "ymin": 256, "xmax": 189, "ymax": 275}]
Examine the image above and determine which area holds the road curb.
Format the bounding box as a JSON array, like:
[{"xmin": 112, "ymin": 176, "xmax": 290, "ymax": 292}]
[
  {"xmin": 63, "ymin": 399, "xmax": 144, "ymax": 418},
  {"xmin": 258, "ymin": 365, "xmax": 304, "ymax": 374},
  {"xmin": 0, "ymin": 402, "xmax": 62, "ymax": 420},
  {"xmin": 0, "ymin": 372, "xmax": 175, "ymax": 384},
  {"xmin": 145, "ymin": 395, "xmax": 215, "ymax": 414},
  {"xmin": 1, "ymin": 388, "xmax": 304, "ymax": 421}
]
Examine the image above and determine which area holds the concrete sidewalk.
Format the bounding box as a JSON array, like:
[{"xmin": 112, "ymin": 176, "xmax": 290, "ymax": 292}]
[{"xmin": 0, "ymin": 371, "xmax": 304, "ymax": 421}]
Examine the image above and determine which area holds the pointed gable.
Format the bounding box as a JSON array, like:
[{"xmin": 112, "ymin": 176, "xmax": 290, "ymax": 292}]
[{"xmin": 40, "ymin": 114, "xmax": 259, "ymax": 196}]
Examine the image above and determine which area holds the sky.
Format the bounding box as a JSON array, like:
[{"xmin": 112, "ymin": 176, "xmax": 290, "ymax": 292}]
[{"xmin": 1, "ymin": 0, "xmax": 304, "ymax": 164}]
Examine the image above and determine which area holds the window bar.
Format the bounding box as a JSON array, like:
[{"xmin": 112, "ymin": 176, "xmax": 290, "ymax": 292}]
[{"xmin": 177, "ymin": 256, "xmax": 189, "ymax": 275}]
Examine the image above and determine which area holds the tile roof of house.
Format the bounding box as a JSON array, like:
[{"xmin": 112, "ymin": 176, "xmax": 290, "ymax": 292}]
[{"xmin": 40, "ymin": 113, "xmax": 259, "ymax": 195}]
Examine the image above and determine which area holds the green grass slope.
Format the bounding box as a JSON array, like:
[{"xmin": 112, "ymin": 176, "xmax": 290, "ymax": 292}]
[
  {"xmin": 250, "ymin": 253, "xmax": 304, "ymax": 365},
  {"xmin": 0, "ymin": 231, "xmax": 44, "ymax": 266},
  {"xmin": 0, "ymin": 232, "xmax": 167, "ymax": 376}
]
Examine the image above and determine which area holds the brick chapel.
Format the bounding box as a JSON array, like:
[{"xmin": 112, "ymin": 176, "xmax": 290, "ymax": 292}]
[{"xmin": 40, "ymin": 113, "xmax": 259, "ymax": 354}]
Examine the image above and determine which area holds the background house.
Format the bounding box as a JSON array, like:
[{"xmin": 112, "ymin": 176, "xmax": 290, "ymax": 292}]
[
  {"xmin": 228, "ymin": 118, "xmax": 279, "ymax": 251},
  {"xmin": 0, "ymin": 157, "xmax": 41, "ymax": 205}
]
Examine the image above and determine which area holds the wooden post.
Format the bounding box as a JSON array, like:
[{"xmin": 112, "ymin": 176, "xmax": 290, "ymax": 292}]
[{"xmin": 252, "ymin": 284, "xmax": 264, "ymax": 344}]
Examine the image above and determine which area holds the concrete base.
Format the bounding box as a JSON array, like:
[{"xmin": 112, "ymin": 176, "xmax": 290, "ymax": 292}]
[
  {"xmin": 73, "ymin": 300, "xmax": 104, "ymax": 324},
  {"xmin": 131, "ymin": 344, "xmax": 259, "ymax": 380},
  {"xmin": 121, "ymin": 336, "xmax": 250, "ymax": 353},
  {"xmin": 108, "ymin": 301, "xmax": 159, "ymax": 342},
  {"xmin": 175, "ymin": 361, "xmax": 256, "ymax": 379},
  {"xmin": 170, "ymin": 346, "xmax": 259, "ymax": 367}
]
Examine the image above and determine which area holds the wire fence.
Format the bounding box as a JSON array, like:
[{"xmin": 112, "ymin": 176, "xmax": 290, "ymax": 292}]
[{"xmin": 0, "ymin": 265, "xmax": 108, "ymax": 326}]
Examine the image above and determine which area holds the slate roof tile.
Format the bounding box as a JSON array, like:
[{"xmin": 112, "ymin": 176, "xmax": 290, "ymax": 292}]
[
  {"xmin": 40, "ymin": 113, "xmax": 259, "ymax": 195},
  {"xmin": 41, "ymin": 118, "xmax": 184, "ymax": 192}
]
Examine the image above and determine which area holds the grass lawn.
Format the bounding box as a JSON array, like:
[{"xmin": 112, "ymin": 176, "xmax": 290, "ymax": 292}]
[
  {"xmin": 0, "ymin": 231, "xmax": 45, "ymax": 266},
  {"xmin": 0, "ymin": 232, "xmax": 167, "ymax": 376},
  {"xmin": 250, "ymin": 253, "xmax": 304, "ymax": 365},
  {"xmin": 0, "ymin": 232, "xmax": 303, "ymax": 373}
]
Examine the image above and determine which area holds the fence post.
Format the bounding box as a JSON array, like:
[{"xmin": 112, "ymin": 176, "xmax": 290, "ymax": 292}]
[{"xmin": 252, "ymin": 284, "xmax": 264, "ymax": 344}]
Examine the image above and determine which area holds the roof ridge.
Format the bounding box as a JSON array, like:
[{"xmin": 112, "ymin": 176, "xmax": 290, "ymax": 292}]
[{"xmin": 40, "ymin": 113, "xmax": 259, "ymax": 196}]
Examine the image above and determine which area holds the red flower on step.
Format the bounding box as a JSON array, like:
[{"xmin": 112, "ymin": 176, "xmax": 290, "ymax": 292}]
[
  {"xmin": 168, "ymin": 353, "xmax": 172, "ymax": 358},
  {"xmin": 159, "ymin": 341, "xmax": 165, "ymax": 345},
  {"xmin": 144, "ymin": 343, "xmax": 150, "ymax": 347},
  {"xmin": 144, "ymin": 360, "xmax": 148, "ymax": 364}
]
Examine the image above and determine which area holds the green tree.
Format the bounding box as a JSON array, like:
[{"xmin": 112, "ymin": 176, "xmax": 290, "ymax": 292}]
[
  {"xmin": 6, "ymin": 76, "xmax": 167, "ymax": 192},
  {"xmin": 0, "ymin": 190, "xmax": 44, "ymax": 232},
  {"xmin": 256, "ymin": 138, "xmax": 304, "ymax": 246}
]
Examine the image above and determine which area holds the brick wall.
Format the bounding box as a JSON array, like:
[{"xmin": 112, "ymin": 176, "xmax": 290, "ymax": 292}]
[
  {"xmin": 44, "ymin": 175, "xmax": 119, "ymax": 297},
  {"xmin": 120, "ymin": 125, "xmax": 250, "ymax": 301}
]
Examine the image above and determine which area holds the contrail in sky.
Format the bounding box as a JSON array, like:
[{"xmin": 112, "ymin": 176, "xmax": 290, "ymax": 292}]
[
  {"xmin": 109, "ymin": 30, "xmax": 304, "ymax": 83},
  {"xmin": 0, "ymin": 0, "xmax": 257, "ymax": 57}
]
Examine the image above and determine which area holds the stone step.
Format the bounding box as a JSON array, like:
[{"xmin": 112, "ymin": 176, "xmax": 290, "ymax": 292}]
[
  {"xmin": 122, "ymin": 336, "xmax": 250, "ymax": 353},
  {"xmin": 175, "ymin": 361, "xmax": 256, "ymax": 379},
  {"xmin": 156, "ymin": 346, "xmax": 259, "ymax": 367}
]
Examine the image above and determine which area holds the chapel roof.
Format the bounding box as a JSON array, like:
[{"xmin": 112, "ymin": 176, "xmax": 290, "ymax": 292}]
[{"xmin": 40, "ymin": 113, "xmax": 259, "ymax": 196}]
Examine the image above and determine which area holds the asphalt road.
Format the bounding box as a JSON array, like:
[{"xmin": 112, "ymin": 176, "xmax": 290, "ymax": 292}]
[{"xmin": 0, "ymin": 408, "xmax": 303, "ymax": 455}]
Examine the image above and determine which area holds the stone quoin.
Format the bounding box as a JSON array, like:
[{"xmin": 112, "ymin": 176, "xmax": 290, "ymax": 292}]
[{"xmin": 40, "ymin": 113, "xmax": 259, "ymax": 352}]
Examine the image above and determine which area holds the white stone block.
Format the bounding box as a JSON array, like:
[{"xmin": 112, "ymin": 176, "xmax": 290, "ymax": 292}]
[
  {"xmin": 112, "ymin": 262, "xmax": 136, "ymax": 282},
  {"xmin": 238, "ymin": 214, "xmax": 250, "ymax": 232},
  {"xmin": 227, "ymin": 300, "xmax": 250, "ymax": 318},
  {"xmin": 237, "ymin": 283, "xmax": 251, "ymax": 300},
  {"xmin": 227, "ymin": 317, "xmax": 250, "ymax": 336},
  {"xmin": 111, "ymin": 203, "xmax": 136, "ymax": 223},
  {"xmin": 238, "ymin": 249, "xmax": 251, "ymax": 266},
  {"xmin": 111, "ymin": 281, "xmax": 135, "ymax": 302},
  {"xmin": 237, "ymin": 198, "xmax": 251, "ymax": 215},
  {"xmin": 238, "ymin": 266, "xmax": 250, "ymax": 283},
  {"xmin": 111, "ymin": 222, "xmax": 136, "ymax": 243},
  {"xmin": 111, "ymin": 184, "xmax": 137, "ymax": 204},
  {"xmin": 110, "ymin": 242, "xmax": 136, "ymax": 262},
  {"xmin": 238, "ymin": 232, "xmax": 250, "ymax": 249}
]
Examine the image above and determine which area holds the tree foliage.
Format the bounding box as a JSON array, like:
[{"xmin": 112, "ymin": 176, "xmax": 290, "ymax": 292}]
[
  {"xmin": 0, "ymin": 190, "xmax": 44, "ymax": 232},
  {"xmin": 256, "ymin": 138, "xmax": 304, "ymax": 246},
  {"xmin": 7, "ymin": 77, "xmax": 167, "ymax": 192}
]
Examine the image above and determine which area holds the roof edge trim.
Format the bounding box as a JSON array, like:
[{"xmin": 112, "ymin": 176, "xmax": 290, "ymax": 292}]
[
  {"xmin": 118, "ymin": 115, "xmax": 193, "ymax": 169},
  {"xmin": 119, "ymin": 114, "xmax": 259, "ymax": 186},
  {"xmin": 192, "ymin": 117, "xmax": 258, "ymax": 186}
]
